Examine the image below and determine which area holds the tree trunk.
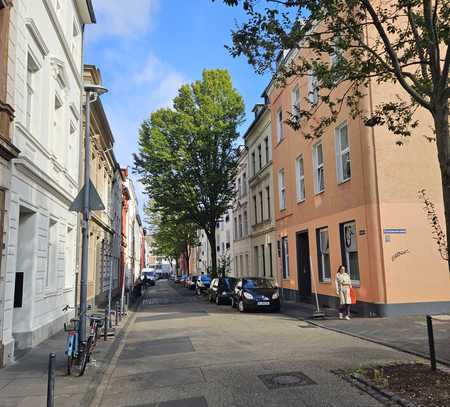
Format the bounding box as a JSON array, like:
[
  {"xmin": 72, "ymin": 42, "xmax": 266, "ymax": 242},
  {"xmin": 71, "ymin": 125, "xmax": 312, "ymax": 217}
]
[
  {"xmin": 175, "ymin": 258, "xmax": 180, "ymax": 276},
  {"xmin": 184, "ymin": 245, "xmax": 190, "ymax": 276},
  {"xmin": 206, "ymin": 230, "xmax": 218, "ymax": 277},
  {"xmin": 434, "ymin": 102, "xmax": 450, "ymax": 269}
]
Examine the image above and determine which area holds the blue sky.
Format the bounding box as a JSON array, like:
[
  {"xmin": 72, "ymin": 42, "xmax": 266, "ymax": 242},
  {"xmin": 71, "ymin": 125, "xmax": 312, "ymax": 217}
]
[{"xmin": 84, "ymin": 0, "xmax": 270, "ymax": 219}]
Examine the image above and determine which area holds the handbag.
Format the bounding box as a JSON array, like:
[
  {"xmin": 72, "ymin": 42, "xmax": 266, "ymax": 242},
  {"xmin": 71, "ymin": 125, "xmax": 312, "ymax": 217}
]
[{"xmin": 349, "ymin": 287, "xmax": 357, "ymax": 304}]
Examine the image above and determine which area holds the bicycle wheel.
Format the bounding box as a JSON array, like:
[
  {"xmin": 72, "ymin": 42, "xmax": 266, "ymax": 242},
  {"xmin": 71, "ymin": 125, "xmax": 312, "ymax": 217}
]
[
  {"xmin": 77, "ymin": 342, "xmax": 89, "ymax": 377},
  {"xmin": 67, "ymin": 356, "xmax": 74, "ymax": 375}
]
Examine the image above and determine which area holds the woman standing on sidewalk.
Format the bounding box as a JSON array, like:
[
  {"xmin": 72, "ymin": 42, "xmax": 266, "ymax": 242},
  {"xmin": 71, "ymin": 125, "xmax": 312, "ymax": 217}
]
[{"xmin": 336, "ymin": 265, "xmax": 352, "ymax": 320}]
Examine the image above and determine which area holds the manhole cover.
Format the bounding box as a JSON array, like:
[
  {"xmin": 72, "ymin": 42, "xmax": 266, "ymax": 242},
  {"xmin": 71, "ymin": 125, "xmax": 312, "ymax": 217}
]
[
  {"xmin": 259, "ymin": 371, "xmax": 316, "ymax": 389},
  {"xmin": 273, "ymin": 375, "xmax": 303, "ymax": 385}
]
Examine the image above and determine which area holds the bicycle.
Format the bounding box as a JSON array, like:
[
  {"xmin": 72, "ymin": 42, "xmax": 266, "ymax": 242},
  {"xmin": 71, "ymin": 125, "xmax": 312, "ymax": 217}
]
[{"xmin": 63, "ymin": 305, "xmax": 104, "ymax": 376}]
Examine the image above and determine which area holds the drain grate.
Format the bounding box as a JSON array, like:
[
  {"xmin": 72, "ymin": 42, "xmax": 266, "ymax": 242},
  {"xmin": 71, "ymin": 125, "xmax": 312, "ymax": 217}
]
[{"xmin": 258, "ymin": 371, "xmax": 316, "ymax": 389}]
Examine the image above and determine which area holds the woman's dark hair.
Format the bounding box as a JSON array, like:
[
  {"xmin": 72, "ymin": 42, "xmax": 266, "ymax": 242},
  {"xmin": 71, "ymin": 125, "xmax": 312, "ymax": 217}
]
[{"xmin": 337, "ymin": 265, "xmax": 345, "ymax": 273}]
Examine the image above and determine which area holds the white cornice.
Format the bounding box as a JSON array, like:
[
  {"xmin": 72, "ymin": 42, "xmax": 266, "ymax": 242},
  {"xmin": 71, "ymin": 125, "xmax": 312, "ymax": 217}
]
[{"xmin": 25, "ymin": 18, "xmax": 50, "ymax": 57}]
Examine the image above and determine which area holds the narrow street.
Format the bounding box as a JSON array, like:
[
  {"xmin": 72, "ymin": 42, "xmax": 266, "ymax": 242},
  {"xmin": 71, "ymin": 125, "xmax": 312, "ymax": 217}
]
[{"xmin": 93, "ymin": 280, "xmax": 415, "ymax": 407}]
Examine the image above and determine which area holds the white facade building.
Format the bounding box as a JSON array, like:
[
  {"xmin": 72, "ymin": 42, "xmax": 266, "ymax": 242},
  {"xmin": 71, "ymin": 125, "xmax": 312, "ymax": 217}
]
[
  {"xmin": 0, "ymin": 0, "xmax": 94, "ymax": 363},
  {"xmin": 215, "ymin": 208, "xmax": 234, "ymax": 275}
]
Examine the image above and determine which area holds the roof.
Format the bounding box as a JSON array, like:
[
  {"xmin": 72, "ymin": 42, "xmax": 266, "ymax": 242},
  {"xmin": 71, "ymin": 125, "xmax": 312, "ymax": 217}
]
[{"xmin": 75, "ymin": 0, "xmax": 96, "ymax": 24}]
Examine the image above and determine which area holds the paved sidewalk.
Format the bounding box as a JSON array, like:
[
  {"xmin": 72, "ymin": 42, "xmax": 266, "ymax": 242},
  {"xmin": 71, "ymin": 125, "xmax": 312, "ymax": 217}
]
[
  {"xmin": 281, "ymin": 299, "xmax": 450, "ymax": 365},
  {"xmin": 0, "ymin": 309, "xmax": 133, "ymax": 407}
]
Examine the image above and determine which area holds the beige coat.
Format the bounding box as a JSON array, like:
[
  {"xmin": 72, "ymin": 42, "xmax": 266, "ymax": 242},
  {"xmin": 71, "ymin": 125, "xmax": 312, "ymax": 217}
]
[{"xmin": 336, "ymin": 272, "xmax": 352, "ymax": 305}]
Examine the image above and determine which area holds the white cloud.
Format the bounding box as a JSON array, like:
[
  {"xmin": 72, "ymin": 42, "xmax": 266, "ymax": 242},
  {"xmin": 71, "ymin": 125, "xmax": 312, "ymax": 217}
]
[{"xmin": 89, "ymin": 0, "xmax": 160, "ymax": 40}]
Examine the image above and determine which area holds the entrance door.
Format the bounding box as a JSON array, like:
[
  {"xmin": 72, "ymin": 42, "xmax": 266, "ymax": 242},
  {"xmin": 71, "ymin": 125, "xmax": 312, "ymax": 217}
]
[{"xmin": 296, "ymin": 231, "xmax": 312, "ymax": 300}]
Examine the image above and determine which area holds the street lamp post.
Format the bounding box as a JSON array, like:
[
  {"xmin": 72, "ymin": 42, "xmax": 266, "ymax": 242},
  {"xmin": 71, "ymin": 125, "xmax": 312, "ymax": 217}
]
[{"xmin": 79, "ymin": 84, "xmax": 108, "ymax": 343}]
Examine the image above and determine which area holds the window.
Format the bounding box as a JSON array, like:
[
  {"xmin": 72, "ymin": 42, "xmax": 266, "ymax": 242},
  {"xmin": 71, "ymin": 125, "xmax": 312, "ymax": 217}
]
[
  {"xmin": 258, "ymin": 144, "xmax": 262, "ymax": 170},
  {"xmin": 238, "ymin": 214, "xmax": 243, "ymax": 239},
  {"xmin": 261, "ymin": 245, "xmax": 266, "ymax": 277},
  {"xmin": 254, "ymin": 246, "xmax": 259, "ymax": 275},
  {"xmin": 242, "ymin": 172, "xmax": 247, "ymax": 196},
  {"xmin": 259, "ymin": 191, "xmax": 263, "ymax": 222},
  {"xmin": 313, "ymin": 142, "xmax": 325, "ymax": 193},
  {"xmin": 47, "ymin": 219, "xmax": 57, "ymax": 288},
  {"xmin": 340, "ymin": 221, "xmax": 360, "ymax": 284},
  {"xmin": 264, "ymin": 137, "xmax": 269, "ymax": 164},
  {"xmin": 26, "ymin": 53, "xmax": 39, "ymax": 131},
  {"xmin": 266, "ymin": 186, "xmax": 271, "ymax": 220},
  {"xmin": 281, "ymin": 237, "xmax": 289, "ymax": 279},
  {"xmin": 295, "ymin": 155, "xmax": 306, "ymax": 202},
  {"xmin": 68, "ymin": 121, "xmax": 76, "ymax": 173},
  {"xmin": 71, "ymin": 20, "xmax": 80, "ymax": 63},
  {"xmin": 243, "ymin": 211, "xmax": 248, "ymax": 236},
  {"xmin": 335, "ymin": 122, "xmax": 351, "ymax": 183},
  {"xmin": 291, "ymin": 85, "xmax": 300, "ymax": 118},
  {"xmin": 316, "ymin": 227, "xmax": 331, "ymax": 282},
  {"xmin": 268, "ymin": 243, "xmax": 273, "ymax": 277},
  {"xmin": 330, "ymin": 36, "xmax": 343, "ymax": 67},
  {"xmin": 253, "ymin": 195, "xmax": 258, "ymax": 224},
  {"xmin": 235, "ymin": 256, "xmax": 239, "ymax": 276},
  {"xmin": 234, "ymin": 217, "xmax": 238, "ymax": 240},
  {"xmin": 226, "ymin": 231, "xmax": 231, "ymax": 248},
  {"xmin": 53, "ymin": 94, "xmax": 63, "ymax": 155},
  {"xmin": 278, "ymin": 169, "xmax": 286, "ymax": 210},
  {"xmin": 308, "ymin": 72, "xmax": 319, "ymax": 105},
  {"xmin": 65, "ymin": 227, "xmax": 74, "ymax": 288},
  {"xmin": 251, "ymin": 152, "xmax": 256, "ymax": 176},
  {"xmin": 276, "ymin": 108, "xmax": 283, "ymax": 142}
]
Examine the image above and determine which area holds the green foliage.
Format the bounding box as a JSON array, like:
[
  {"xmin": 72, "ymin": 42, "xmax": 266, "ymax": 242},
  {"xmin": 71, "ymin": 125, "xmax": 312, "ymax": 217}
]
[{"xmin": 135, "ymin": 69, "xmax": 245, "ymax": 275}]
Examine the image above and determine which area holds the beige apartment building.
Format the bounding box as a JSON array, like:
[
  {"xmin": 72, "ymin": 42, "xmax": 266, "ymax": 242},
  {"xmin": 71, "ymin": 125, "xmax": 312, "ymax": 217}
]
[
  {"xmin": 245, "ymin": 104, "xmax": 277, "ymax": 281},
  {"xmin": 232, "ymin": 148, "xmax": 251, "ymax": 277},
  {"xmin": 268, "ymin": 39, "xmax": 450, "ymax": 316},
  {"xmin": 83, "ymin": 65, "xmax": 117, "ymax": 307}
]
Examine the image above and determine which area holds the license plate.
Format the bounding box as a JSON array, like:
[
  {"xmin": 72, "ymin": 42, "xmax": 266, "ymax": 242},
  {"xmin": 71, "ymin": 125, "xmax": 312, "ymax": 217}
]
[{"xmin": 257, "ymin": 301, "xmax": 270, "ymax": 306}]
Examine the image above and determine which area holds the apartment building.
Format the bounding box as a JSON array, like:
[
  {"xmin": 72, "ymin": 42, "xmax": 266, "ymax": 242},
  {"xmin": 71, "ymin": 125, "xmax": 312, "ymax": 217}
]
[
  {"xmin": 0, "ymin": 0, "xmax": 19, "ymax": 367},
  {"xmin": 245, "ymin": 104, "xmax": 277, "ymax": 281},
  {"xmin": 232, "ymin": 149, "xmax": 251, "ymax": 277},
  {"xmin": 82, "ymin": 64, "xmax": 120, "ymax": 308},
  {"xmin": 0, "ymin": 0, "xmax": 95, "ymax": 363},
  {"xmin": 215, "ymin": 208, "xmax": 233, "ymax": 275},
  {"xmin": 269, "ymin": 42, "xmax": 450, "ymax": 316}
]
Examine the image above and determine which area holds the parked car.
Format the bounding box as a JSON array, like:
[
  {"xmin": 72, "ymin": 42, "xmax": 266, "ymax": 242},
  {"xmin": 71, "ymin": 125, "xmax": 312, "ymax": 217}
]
[
  {"xmin": 208, "ymin": 277, "xmax": 237, "ymax": 305},
  {"xmin": 173, "ymin": 275, "xmax": 181, "ymax": 283},
  {"xmin": 231, "ymin": 278, "xmax": 280, "ymax": 313},
  {"xmin": 141, "ymin": 269, "xmax": 156, "ymax": 287},
  {"xmin": 196, "ymin": 274, "xmax": 211, "ymax": 295},
  {"xmin": 185, "ymin": 275, "xmax": 192, "ymax": 288},
  {"xmin": 188, "ymin": 275, "xmax": 198, "ymax": 290}
]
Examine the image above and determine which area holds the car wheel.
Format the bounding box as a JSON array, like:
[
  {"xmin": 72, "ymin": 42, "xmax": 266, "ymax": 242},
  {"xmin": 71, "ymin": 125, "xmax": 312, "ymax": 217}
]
[
  {"xmin": 238, "ymin": 300, "xmax": 245, "ymax": 313},
  {"xmin": 216, "ymin": 295, "xmax": 221, "ymax": 305}
]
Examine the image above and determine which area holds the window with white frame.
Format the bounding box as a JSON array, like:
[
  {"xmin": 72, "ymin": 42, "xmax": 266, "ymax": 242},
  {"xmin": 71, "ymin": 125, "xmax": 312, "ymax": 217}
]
[
  {"xmin": 291, "ymin": 85, "xmax": 300, "ymax": 118},
  {"xmin": 316, "ymin": 227, "xmax": 331, "ymax": 282},
  {"xmin": 335, "ymin": 122, "xmax": 351, "ymax": 183},
  {"xmin": 26, "ymin": 53, "xmax": 39, "ymax": 132},
  {"xmin": 340, "ymin": 221, "xmax": 360, "ymax": 284},
  {"xmin": 278, "ymin": 169, "xmax": 286, "ymax": 210},
  {"xmin": 313, "ymin": 142, "xmax": 325, "ymax": 193},
  {"xmin": 308, "ymin": 72, "xmax": 319, "ymax": 105},
  {"xmin": 72, "ymin": 20, "xmax": 80, "ymax": 63},
  {"xmin": 243, "ymin": 211, "xmax": 248, "ymax": 236},
  {"xmin": 276, "ymin": 108, "xmax": 283, "ymax": 142},
  {"xmin": 295, "ymin": 155, "xmax": 305, "ymax": 202},
  {"xmin": 281, "ymin": 236, "xmax": 289, "ymax": 279},
  {"xmin": 53, "ymin": 94, "xmax": 64, "ymax": 157},
  {"xmin": 330, "ymin": 36, "xmax": 343, "ymax": 68}
]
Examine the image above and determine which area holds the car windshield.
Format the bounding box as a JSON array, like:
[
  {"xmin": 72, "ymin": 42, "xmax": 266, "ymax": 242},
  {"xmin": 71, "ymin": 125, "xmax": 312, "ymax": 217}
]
[
  {"xmin": 224, "ymin": 278, "xmax": 237, "ymax": 289},
  {"xmin": 242, "ymin": 278, "xmax": 276, "ymax": 289}
]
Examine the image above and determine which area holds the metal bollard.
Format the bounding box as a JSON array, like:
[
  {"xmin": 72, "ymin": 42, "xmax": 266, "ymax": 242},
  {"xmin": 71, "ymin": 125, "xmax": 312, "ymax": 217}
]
[
  {"xmin": 104, "ymin": 308, "xmax": 108, "ymax": 341},
  {"xmin": 426, "ymin": 315, "xmax": 437, "ymax": 371},
  {"xmin": 115, "ymin": 301, "xmax": 119, "ymax": 326},
  {"xmin": 47, "ymin": 353, "xmax": 56, "ymax": 407}
]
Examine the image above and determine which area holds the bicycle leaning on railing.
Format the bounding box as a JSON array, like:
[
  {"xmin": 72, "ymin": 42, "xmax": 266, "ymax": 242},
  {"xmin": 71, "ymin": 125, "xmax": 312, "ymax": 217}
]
[{"xmin": 63, "ymin": 305, "xmax": 104, "ymax": 376}]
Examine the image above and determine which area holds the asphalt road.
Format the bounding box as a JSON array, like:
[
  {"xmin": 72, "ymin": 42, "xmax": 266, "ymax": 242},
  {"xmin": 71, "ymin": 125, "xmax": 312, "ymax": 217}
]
[{"xmin": 93, "ymin": 279, "xmax": 416, "ymax": 407}]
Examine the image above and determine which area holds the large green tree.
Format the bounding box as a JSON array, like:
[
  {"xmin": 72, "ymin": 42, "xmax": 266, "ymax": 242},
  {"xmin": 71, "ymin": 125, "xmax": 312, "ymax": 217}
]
[
  {"xmin": 135, "ymin": 69, "xmax": 245, "ymax": 276},
  {"xmin": 150, "ymin": 209, "xmax": 199, "ymax": 275},
  {"xmin": 220, "ymin": 0, "xmax": 450, "ymax": 266}
]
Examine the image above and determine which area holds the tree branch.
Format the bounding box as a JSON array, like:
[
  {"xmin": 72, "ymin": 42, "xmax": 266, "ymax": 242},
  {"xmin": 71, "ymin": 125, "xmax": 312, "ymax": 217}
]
[{"xmin": 361, "ymin": 0, "xmax": 432, "ymax": 110}]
